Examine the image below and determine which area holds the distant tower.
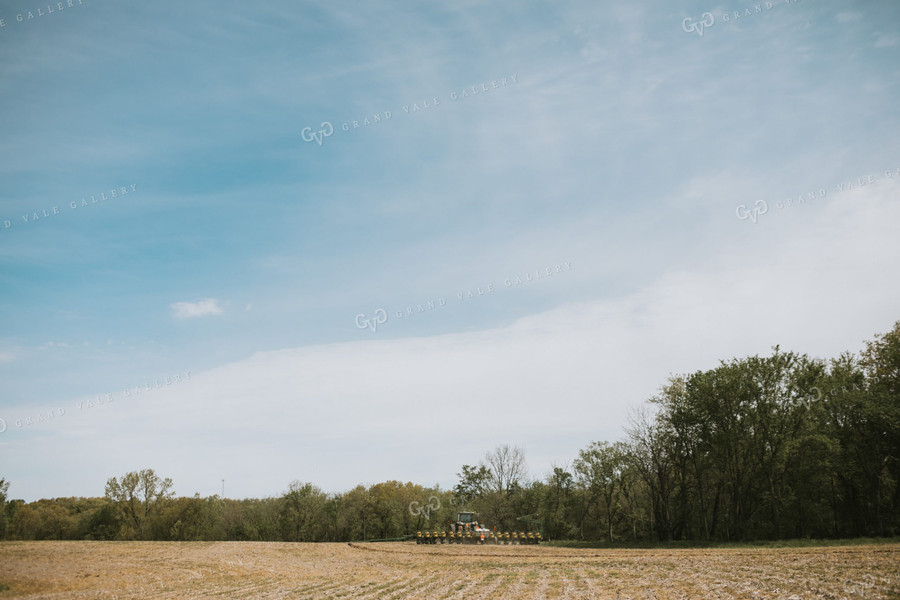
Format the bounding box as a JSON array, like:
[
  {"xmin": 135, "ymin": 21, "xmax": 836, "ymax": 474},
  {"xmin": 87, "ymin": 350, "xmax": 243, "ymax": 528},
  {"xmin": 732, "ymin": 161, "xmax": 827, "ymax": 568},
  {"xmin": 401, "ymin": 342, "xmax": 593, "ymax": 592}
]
[{"xmin": 221, "ymin": 479, "xmax": 225, "ymax": 498}]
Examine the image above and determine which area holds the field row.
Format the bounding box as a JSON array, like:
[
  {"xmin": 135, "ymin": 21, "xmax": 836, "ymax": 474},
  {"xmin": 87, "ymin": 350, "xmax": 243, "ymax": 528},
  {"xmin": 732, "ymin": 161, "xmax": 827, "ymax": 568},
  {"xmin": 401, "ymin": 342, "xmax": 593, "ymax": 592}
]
[{"xmin": 0, "ymin": 541, "xmax": 898, "ymax": 599}]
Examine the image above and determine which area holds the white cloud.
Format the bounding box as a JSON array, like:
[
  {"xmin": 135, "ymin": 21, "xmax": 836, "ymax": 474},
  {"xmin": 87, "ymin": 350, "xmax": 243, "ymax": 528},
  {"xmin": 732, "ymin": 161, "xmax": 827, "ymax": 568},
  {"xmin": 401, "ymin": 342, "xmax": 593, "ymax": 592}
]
[
  {"xmin": 7, "ymin": 178, "xmax": 898, "ymax": 500},
  {"xmin": 3, "ymin": 0, "xmax": 899, "ymax": 503},
  {"xmin": 170, "ymin": 298, "xmax": 225, "ymax": 320}
]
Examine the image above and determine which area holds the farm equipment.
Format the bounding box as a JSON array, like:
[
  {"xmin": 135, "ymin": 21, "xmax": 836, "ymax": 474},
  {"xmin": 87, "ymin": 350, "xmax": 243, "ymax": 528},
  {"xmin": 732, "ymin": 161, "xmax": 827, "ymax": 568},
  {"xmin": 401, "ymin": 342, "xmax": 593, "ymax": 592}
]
[
  {"xmin": 517, "ymin": 513, "xmax": 544, "ymax": 538},
  {"xmin": 416, "ymin": 511, "xmax": 541, "ymax": 545}
]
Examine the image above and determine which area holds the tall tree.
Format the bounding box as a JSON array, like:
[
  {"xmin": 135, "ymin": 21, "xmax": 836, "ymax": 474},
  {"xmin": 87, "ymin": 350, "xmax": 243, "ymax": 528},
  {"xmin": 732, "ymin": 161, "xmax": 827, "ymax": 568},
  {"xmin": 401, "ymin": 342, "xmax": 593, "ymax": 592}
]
[
  {"xmin": 574, "ymin": 441, "xmax": 629, "ymax": 542},
  {"xmin": 627, "ymin": 406, "xmax": 677, "ymax": 541},
  {"xmin": 861, "ymin": 321, "xmax": 900, "ymax": 535},
  {"xmin": 279, "ymin": 481, "xmax": 327, "ymax": 542},
  {"xmin": 454, "ymin": 464, "xmax": 491, "ymax": 505},
  {"xmin": 480, "ymin": 445, "xmax": 528, "ymax": 530},
  {"xmin": 0, "ymin": 478, "xmax": 9, "ymax": 540},
  {"xmin": 104, "ymin": 469, "xmax": 174, "ymax": 539},
  {"xmin": 542, "ymin": 464, "xmax": 575, "ymax": 539},
  {"xmin": 483, "ymin": 445, "xmax": 528, "ymax": 495}
]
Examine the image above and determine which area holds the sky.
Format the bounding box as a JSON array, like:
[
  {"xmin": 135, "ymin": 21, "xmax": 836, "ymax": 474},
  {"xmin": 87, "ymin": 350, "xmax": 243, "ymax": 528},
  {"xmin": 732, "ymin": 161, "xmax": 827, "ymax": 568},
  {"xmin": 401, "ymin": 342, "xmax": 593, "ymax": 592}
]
[{"xmin": 0, "ymin": 0, "xmax": 898, "ymax": 502}]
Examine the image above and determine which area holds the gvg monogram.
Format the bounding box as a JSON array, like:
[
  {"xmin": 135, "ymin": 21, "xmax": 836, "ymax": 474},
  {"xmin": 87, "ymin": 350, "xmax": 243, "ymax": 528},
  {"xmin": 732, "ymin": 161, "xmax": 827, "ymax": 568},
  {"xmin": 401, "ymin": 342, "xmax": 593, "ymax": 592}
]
[
  {"xmin": 682, "ymin": 12, "xmax": 715, "ymax": 36},
  {"xmin": 301, "ymin": 121, "xmax": 334, "ymax": 146},
  {"xmin": 355, "ymin": 309, "xmax": 387, "ymax": 333},
  {"xmin": 448, "ymin": 493, "xmax": 470, "ymax": 506},
  {"xmin": 409, "ymin": 496, "xmax": 441, "ymax": 520},
  {"xmin": 735, "ymin": 199, "xmax": 768, "ymax": 224}
]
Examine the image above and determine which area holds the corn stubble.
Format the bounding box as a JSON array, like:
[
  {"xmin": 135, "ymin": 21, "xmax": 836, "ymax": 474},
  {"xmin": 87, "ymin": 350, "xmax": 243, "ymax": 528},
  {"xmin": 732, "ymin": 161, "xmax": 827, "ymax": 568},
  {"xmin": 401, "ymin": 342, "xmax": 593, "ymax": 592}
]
[{"xmin": 0, "ymin": 541, "xmax": 897, "ymax": 599}]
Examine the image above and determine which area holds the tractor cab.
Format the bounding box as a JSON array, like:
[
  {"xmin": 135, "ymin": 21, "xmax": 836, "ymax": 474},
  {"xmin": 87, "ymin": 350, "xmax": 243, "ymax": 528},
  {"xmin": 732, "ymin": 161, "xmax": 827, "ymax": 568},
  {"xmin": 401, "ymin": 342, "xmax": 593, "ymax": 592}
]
[
  {"xmin": 456, "ymin": 511, "xmax": 476, "ymax": 525},
  {"xmin": 453, "ymin": 511, "xmax": 487, "ymax": 534}
]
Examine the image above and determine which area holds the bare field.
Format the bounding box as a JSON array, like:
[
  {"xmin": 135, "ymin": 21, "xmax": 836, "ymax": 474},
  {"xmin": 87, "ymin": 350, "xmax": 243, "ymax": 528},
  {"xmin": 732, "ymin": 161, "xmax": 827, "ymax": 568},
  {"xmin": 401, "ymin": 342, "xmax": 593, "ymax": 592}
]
[{"xmin": 0, "ymin": 541, "xmax": 898, "ymax": 599}]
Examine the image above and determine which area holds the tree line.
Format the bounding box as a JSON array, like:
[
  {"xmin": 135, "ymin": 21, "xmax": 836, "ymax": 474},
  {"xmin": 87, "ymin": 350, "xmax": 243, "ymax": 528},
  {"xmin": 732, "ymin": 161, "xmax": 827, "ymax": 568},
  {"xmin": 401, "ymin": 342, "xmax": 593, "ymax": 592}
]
[{"xmin": 1, "ymin": 321, "xmax": 897, "ymax": 543}]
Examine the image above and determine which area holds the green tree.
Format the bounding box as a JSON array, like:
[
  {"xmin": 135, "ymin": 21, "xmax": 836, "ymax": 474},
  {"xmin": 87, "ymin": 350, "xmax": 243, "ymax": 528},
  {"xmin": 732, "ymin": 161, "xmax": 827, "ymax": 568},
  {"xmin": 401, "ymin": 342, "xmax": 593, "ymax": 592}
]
[
  {"xmin": 336, "ymin": 485, "xmax": 373, "ymax": 541},
  {"xmin": 480, "ymin": 445, "xmax": 528, "ymax": 530},
  {"xmin": 165, "ymin": 494, "xmax": 226, "ymax": 541},
  {"xmin": 454, "ymin": 464, "xmax": 491, "ymax": 504},
  {"xmin": 85, "ymin": 502, "xmax": 123, "ymax": 540},
  {"xmin": 574, "ymin": 441, "xmax": 629, "ymax": 542},
  {"xmin": 104, "ymin": 469, "xmax": 174, "ymax": 539},
  {"xmin": 0, "ymin": 478, "xmax": 9, "ymax": 540},
  {"xmin": 541, "ymin": 464, "xmax": 576, "ymax": 539},
  {"xmin": 666, "ymin": 349, "xmax": 816, "ymax": 540},
  {"xmin": 627, "ymin": 406, "xmax": 677, "ymax": 541},
  {"xmin": 860, "ymin": 321, "xmax": 900, "ymax": 535},
  {"xmin": 279, "ymin": 481, "xmax": 328, "ymax": 542}
]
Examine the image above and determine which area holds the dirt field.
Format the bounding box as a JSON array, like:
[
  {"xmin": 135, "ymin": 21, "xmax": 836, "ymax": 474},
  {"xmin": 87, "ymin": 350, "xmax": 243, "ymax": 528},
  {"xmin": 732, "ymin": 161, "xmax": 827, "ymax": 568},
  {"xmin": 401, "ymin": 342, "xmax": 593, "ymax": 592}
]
[{"xmin": 0, "ymin": 541, "xmax": 897, "ymax": 599}]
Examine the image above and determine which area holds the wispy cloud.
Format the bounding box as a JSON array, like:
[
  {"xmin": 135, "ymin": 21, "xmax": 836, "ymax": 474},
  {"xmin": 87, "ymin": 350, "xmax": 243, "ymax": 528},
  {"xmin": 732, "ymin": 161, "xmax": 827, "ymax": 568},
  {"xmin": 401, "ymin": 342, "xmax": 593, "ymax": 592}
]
[
  {"xmin": 170, "ymin": 299, "xmax": 224, "ymax": 320},
  {"xmin": 2, "ymin": 0, "xmax": 899, "ymax": 500}
]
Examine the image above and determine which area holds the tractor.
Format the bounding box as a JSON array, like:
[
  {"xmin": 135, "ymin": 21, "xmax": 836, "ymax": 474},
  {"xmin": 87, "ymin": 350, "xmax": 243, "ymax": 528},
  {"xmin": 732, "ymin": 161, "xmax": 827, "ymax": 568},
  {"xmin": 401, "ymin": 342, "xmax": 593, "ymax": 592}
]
[{"xmin": 416, "ymin": 511, "xmax": 542, "ymax": 545}]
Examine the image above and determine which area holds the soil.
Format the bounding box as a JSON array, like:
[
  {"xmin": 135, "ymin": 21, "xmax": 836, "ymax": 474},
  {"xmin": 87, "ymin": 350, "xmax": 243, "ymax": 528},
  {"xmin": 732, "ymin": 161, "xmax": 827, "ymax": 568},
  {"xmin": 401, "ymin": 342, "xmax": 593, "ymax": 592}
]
[{"xmin": 0, "ymin": 540, "xmax": 897, "ymax": 599}]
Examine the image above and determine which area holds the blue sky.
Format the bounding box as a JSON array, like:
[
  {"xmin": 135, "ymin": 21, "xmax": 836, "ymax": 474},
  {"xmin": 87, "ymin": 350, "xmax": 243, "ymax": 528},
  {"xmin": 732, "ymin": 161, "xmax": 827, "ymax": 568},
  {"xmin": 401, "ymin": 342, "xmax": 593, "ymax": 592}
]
[{"xmin": 1, "ymin": 0, "xmax": 899, "ymax": 501}]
